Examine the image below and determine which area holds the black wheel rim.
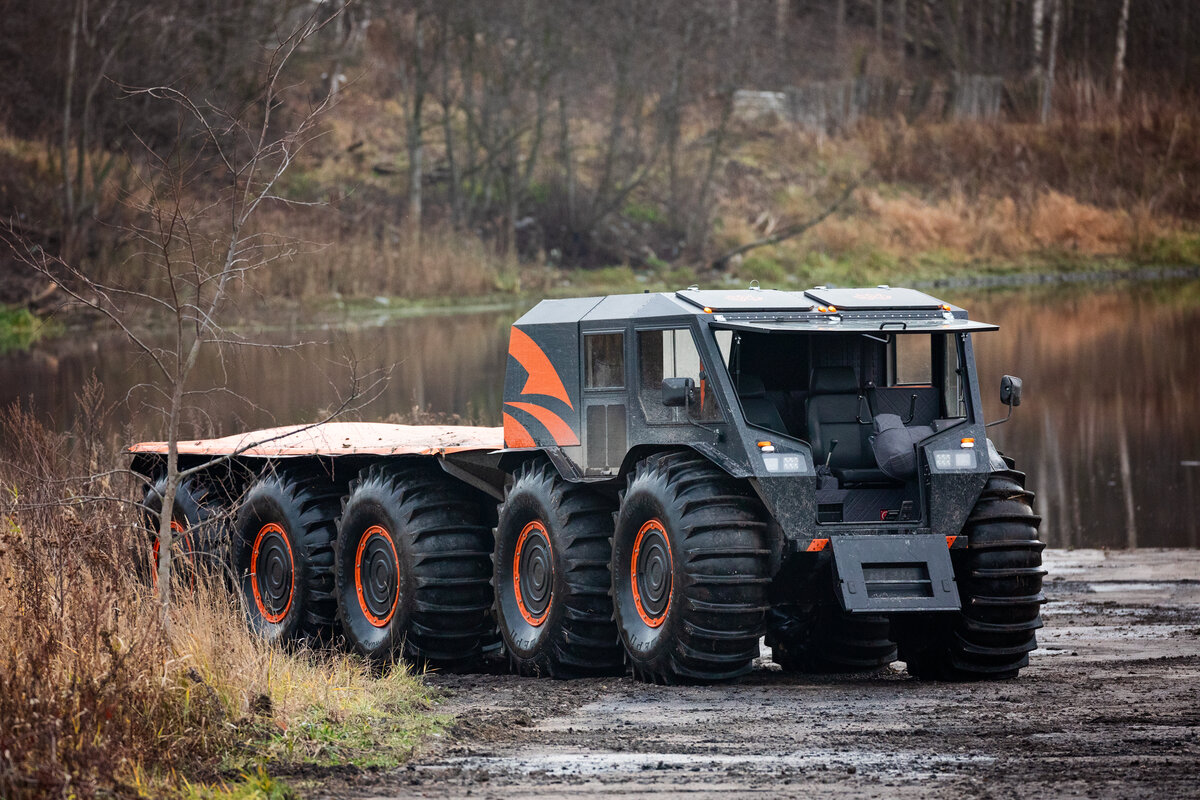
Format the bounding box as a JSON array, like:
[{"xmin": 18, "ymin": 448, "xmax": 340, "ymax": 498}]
[
  {"xmin": 514, "ymin": 520, "xmax": 553, "ymax": 625},
  {"xmin": 632, "ymin": 520, "xmax": 672, "ymax": 627},
  {"xmin": 252, "ymin": 522, "xmax": 294, "ymax": 623},
  {"xmin": 355, "ymin": 525, "xmax": 400, "ymax": 627}
]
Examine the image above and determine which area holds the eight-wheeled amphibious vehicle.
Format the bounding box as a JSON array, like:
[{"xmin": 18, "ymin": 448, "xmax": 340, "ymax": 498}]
[{"xmin": 131, "ymin": 286, "xmax": 1044, "ymax": 682}]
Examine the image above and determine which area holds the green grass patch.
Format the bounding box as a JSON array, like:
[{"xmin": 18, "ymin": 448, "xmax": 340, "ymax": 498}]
[
  {"xmin": 623, "ymin": 201, "xmax": 665, "ymax": 225},
  {"xmin": 179, "ymin": 766, "xmax": 296, "ymax": 800},
  {"xmin": 219, "ymin": 663, "xmax": 445, "ymax": 774},
  {"xmin": 0, "ymin": 306, "xmax": 58, "ymax": 352},
  {"xmin": 1134, "ymin": 232, "xmax": 1200, "ymax": 266}
]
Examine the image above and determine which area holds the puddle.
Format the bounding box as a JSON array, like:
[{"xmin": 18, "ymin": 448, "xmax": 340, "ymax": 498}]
[
  {"xmin": 1088, "ymin": 582, "xmax": 1167, "ymax": 593},
  {"xmin": 440, "ymin": 747, "xmax": 994, "ymax": 780}
]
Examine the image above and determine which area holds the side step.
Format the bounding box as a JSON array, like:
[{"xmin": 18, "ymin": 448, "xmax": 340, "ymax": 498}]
[{"xmin": 831, "ymin": 534, "xmax": 961, "ymax": 614}]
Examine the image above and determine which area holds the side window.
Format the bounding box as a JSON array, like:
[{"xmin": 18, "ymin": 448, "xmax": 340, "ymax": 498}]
[
  {"xmin": 638, "ymin": 328, "xmax": 720, "ymax": 422},
  {"xmin": 891, "ymin": 335, "xmax": 933, "ymax": 385},
  {"xmin": 584, "ymin": 333, "xmax": 625, "ymax": 389}
]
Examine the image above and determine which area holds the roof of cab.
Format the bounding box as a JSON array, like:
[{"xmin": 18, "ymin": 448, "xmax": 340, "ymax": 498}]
[{"xmin": 514, "ymin": 286, "xmax": 965, "ymax": 327}]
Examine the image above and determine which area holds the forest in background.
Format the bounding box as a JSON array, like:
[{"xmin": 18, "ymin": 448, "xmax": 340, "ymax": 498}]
[{"xmin": 2, "ymin": 0, "xmax": 1198, "ymax": 312}]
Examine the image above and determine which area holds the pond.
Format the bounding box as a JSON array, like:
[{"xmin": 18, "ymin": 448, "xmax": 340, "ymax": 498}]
[{"xmin": 3, "ymin": 278, "xmax": 1198, "ymax": 549}]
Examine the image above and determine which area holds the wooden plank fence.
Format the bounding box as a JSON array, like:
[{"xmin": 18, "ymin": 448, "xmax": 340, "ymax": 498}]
[{"xmin": 735, "ymin": 74, "xmax": 1014, "ymax": 132}]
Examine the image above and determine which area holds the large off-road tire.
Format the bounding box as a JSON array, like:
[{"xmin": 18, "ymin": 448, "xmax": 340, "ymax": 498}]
[
  {"xmin": 767, "ymin": 604, "xmax": 896, "ymax": 673},
  {"xmin": 905, "ymin": 467, "xmax": 1046, "ymax": 680},
  {"xmin": 493, "ymin": 460, "xmax": 624, "ymax": 678},
  {"xmin": 233, "ymin": 469, "xmax": 341, "ymax": 643},
  {"xmin": 141, "ymin": 474, "xmax": 225, "ymax": 589},
  {"xmin": 611, "ymin": 452, "xmax": 771, "ymax": 684},
  {"xmin": 335, "ymin": 463, "xmax": 495, "ymax": 668}
]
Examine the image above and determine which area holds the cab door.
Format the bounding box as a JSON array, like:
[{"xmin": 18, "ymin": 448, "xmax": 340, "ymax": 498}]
[{"xmin": 580, "ymin": 329, "xmax": 628, "ymax": 475}]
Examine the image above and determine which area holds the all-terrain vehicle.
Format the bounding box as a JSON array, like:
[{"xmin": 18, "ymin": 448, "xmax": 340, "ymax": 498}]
[{"xmin": 131, "ymin": 285, "xmax": 1044, "ymax": 682}]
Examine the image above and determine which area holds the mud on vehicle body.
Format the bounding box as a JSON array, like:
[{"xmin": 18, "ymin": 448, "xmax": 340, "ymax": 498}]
[{"xmin": 131, "ymin": 285, "xmax": 1043, "ymax": 682}]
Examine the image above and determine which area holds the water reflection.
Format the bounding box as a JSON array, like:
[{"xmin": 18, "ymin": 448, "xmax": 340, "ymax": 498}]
[
  {"xmin": 0, "ymin": 307, "xmax": 519, "ymax": 438},
  {"xmin": 3, "ymin": 280, "xmax": 1198, "ymax": 549},
  {"xmin": 953, "ymin": 281, "xmax": 1200, "ymax": 550}
]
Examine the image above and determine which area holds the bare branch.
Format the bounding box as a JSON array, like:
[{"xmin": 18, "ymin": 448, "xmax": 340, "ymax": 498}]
[{"xmin": 710, "ymin": 181, "xmax": 860, "ymax": 271}]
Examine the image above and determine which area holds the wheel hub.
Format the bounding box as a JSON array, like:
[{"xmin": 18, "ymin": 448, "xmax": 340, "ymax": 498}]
[
  {"xmin": 355, "ymin": 525, "xmax": 400, "ymax": 627},
  {"xmin": 514, "ymin": 520, "xmax": 553, "ymax": 625},
  {"xmin": 632, "ymin": 520, "xmax": 672, "ymax": 626},
  {"xmin": 251, "ymin": 522, "xmax": 294, "ymax": 623}
]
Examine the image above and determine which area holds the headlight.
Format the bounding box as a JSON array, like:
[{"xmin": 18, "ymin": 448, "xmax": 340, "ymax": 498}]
[
  {"xmin": 932, "ymin": 450, "xmax": 977, "ymax": 471},
  {"xmin": 762, "ymin": 453, "xmax": 808, "ymax": 474}
]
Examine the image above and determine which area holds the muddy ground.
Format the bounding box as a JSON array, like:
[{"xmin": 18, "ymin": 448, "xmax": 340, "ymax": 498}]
[{"xmin": 317, "ymin": 550, "xmax": 1200, "ymax": 799}]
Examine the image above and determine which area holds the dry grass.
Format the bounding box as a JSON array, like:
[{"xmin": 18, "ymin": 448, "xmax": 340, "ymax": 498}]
[
  {"xmin": 0, "ymin": 387, "xmax": 439, "ymax": 798},
  {"xmin": 712, "ymin": 109, "xmax": 1199, "ymax": 286},
  {"xmin": 247, "ymin": 212, "xmax": 519, "ymax": 300},
  {"xmin": 828, "ymin": 188, "xmax": 1140, "ymax": 259}
]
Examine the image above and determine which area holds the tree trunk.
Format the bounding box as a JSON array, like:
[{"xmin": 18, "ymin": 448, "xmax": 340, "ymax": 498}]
[
  {"xmin": 992, "ymin": 0, "xmax": 1003, "ymax": 72},
  {"xmin": 1041, "ymin": 0, "xmax": 1062, "ymax": 124},
  {"xmin": 406, "ymin": 7, "xmax": 426, "ymax": 245},
  {"xmin": 1113, "ymin": 0, "xmax": 1131, "ymax": 107},
  {"xmin": 835, "ymin": 0, "xmax": 845, "ymax": 57},
  {"xmin": 1031, "ymin": 0, "xmax": 1045, "ymax": 76},
  {"xmin": 897, "ymin": 0, "xmax": 907, "ymax": 64},
  {"xmin": 973, "ymin": 0, "xmax": 985, "ymax": 71},
  {"xmin": 439, "ymin": 11, "xmax": 460, "ymax": 227},
  {"xmin": 60, "ymin": 1, "xmax": 79, "ymax": 261},
  {"xmin": 875, "ymin": 0, "xmax": 884, "ymax": 52},
  {"xmin": 558, "ymin": 94, "xmax": 575, "ymax": 228}
]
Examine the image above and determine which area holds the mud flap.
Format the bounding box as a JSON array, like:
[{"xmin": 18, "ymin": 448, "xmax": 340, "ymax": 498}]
[{"xmin": 830, "ymin": 535, "xmax": 961, "ymax": 614}]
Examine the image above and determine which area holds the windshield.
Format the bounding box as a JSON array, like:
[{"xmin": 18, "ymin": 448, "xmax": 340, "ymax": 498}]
[{"xmin": 714, "ymin": 330, "xmax": 970, "ymax": 437}]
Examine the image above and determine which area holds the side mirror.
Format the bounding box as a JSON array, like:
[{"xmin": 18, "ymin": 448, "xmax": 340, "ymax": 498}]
[
  {"xmin": 661, "ymin": 376, "xmax": 695, "ymax": 407},
  {"xmin": 1000, "ymin": 375, "xmax": 1023, "ymax": 407}
]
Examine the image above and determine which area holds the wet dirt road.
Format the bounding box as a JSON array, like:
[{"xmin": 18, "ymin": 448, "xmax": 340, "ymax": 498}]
[{"xmin": 328, "ymin": 550, "xmax": 1200, "ymax": 799}]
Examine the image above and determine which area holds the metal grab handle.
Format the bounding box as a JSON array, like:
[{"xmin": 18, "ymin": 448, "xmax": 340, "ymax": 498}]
[
  {"xmin": 856, "ymin": 394, "xmax": 874, "ymax": 425},
  {"xmin": 879, "ymin": 321, "xmax": 908, "ymax": 330},
  {"xmin": 902, "ymin": 394, "xmax": 917, "ymax": 424}
]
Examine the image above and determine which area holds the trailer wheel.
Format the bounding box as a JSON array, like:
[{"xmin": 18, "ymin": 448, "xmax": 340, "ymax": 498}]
[
  {"xmin": 335, "ymin": 463, "xmax": 495, "ymax": 668},
  {"xmin": 493, "ymin": 460, "xmax": 623, "ymax": 678},
  {"xmin": 233, "ymin": 470, "xmax": 340, "ymax": 643},
  {"xmin": 904, "ymin": 468, "xmax": 1046, "ymax": 680},
  {"xmin": 768, "ymin": 605, "xmax": 896, "ymax": 673},
  {"xmin": 141, "ymin": 474, "xmax": 224, "ymax": 589},
  {"xmin": 611, "ymin": 452, "xmax": 771, "ymax": 684}
]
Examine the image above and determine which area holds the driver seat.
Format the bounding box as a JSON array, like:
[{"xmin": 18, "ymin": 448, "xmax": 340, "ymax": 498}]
[{"xmin": 806, "ymin": 367, "xmax": 888, "ymax": 484}]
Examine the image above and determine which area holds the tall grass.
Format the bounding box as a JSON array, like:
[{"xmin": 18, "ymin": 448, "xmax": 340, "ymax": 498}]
[{"xmin": 0, "ymin": 386, "xmax": 437, "ymax": 798}]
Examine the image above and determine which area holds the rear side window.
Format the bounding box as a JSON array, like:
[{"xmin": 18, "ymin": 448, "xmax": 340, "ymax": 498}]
[
  {"xmin": 584, "ymin": 333, "xmax": 625, "ymax": 389},
  {"xmin": 892, "ymin": 335, "xmax": 932, "ymax": 385}
]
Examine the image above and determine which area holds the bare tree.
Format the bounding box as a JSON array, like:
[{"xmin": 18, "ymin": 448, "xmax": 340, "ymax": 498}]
[{"xmin": 5, "ymin": 7, "xmax": 358, "ymax": 629}]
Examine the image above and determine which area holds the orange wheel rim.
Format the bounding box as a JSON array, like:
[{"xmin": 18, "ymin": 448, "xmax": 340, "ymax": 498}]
[
  {"xmin": 250, "ymin": 522, "xmax": 294, "ymax": 624},
  {"xmin": 631, "ymin": 519, "xmax": 672, "ymax": 628},
  {"xmin": 513, "ymin": 520, "xmax": 553, "ymax": 626},
  {"xmin": 151, "ymin": 520, "xmax": 195, "ymax": 589},
  {"xmin": 355, "ymin": 524, "xmax": 401, "ymax": 628}
]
